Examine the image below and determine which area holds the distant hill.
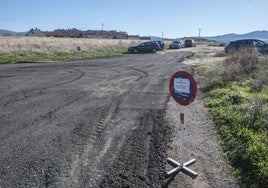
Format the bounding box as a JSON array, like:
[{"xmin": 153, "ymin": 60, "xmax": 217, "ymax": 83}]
[
  {"xmin": 0, "ymin": 29, "xmax": 26, "ymax": 36},
  {"xmin": 205, "ymin": 30, "xmax": 268, "ymax": 43}
]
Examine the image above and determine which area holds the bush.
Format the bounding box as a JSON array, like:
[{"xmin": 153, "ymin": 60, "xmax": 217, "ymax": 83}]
[
  {"xmin": 202, "ymin": 77, "xmax": 226, "ymax": 92},
  {"xmin": 219, "ymin": 48, "xmax": 260, "ymax": 81}
]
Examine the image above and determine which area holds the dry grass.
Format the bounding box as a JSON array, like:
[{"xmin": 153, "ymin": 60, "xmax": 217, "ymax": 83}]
[
  {"xmin": 0, "ymin": 36, "xmax": 144, "ymax": 54},
  {"xmin": 218, "ymin": 48, "xmax": 260, "ymax": 81}
]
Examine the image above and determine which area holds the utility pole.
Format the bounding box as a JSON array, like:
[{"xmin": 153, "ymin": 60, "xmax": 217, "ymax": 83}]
[
  {"xmin": 102, "ymin": 23, "xmax": 104, "ymax": 31},
  {"xmin": 198, "ymin": 28, "xmax": 201, "ymax": 38},
  {"xmin": 162, "ymin": 32, "xmax": 164, "ymax": 40}
]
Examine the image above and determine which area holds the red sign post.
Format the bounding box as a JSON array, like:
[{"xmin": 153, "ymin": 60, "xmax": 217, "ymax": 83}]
[{"xmin": 167, "ymin": 70, "xmax": 198, "ymax": 180}]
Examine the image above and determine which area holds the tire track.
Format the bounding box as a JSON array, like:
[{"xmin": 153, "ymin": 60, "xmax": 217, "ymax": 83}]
[
  {"xmin": 126, "ymin": 67, "xmax": 149, "ymax": 82},
  {"xmin": 1, "ymin": 95, "xmax": 84, "ymax": 141},
  {"xmin": 48, "ymin": 68, "xmax": 85, "ymax": 89},
  {"xmin": 66, "ymin": 103, "xmax": 118, "ymax": 187},
  {"xmin": 99, "ymin": 110, "xmax": 172, "ymax": 187},
  {"xmin": 2, "ymin": 68, "xmax": 85, "ymax": 107},
  {"xmin": 88, "ymin": 108, "xmax": 115, "ymax": 143}
]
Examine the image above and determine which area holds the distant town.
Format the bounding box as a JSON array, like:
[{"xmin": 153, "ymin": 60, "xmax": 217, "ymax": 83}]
[{"xmin": 2, "ymin": 28, "xmax": 155, "ymax": 40}]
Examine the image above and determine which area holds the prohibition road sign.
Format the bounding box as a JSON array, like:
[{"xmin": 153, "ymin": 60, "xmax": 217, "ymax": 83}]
[{"xmin": 169, "ymin": 70, "xmax": 197, "ymax": 106}]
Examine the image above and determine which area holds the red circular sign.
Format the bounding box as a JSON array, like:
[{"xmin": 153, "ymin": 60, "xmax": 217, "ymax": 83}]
[{"xmin": 169, "ymin": 71, "xmax": 197, "ymax": 106}]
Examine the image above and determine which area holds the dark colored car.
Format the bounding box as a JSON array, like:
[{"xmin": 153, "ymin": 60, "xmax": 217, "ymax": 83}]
[
  {"xmin": 169, "ymin": 40, "xmax": 184, "ymax": 49},
  {"xmin": 184, "ymin": 39, "xmax": 196, "ymax": 47},
  {"xmin": 224, "ymin": 39, "xmax": 268, "ymax": 54},
  {"xmin": 128, "ymin": 41, "xmax": 160, "ymax": 53},
  {"xmin": 154, "ymin": 40, "xmax": 165, "ymax": 50}
]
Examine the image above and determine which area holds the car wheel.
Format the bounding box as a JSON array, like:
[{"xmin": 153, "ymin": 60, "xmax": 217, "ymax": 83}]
[{"xmin": 134, "ymin": 49, "xmax": 138, "ymax": 53}]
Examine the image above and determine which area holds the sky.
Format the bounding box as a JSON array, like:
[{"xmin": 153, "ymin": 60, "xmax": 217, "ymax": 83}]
[{"xmin": 1, "ymin": 0, "xmax": 267, "ymax": 38}]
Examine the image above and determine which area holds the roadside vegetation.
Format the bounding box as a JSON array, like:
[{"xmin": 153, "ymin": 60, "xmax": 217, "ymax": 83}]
[
  {"xmin": 0, "ymin": 50, "xmax": 126, "ymax": 63},
  {"xmin": 197, "ymin": 48, "xmax": 268, "ymax": 187},
  {"xmin": 0, "ymin": 37, "xmax": 143, "ymax": 63}
]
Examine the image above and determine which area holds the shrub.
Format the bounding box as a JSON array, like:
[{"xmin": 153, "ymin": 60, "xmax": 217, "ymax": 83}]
[
  {"xmin": 226, "ymin": 91, "xmax": 247, "ymax": 105},
  {"xmin": 202, "ymin": 77, "xmax": 226, "ymax": 92},
  {"xmin": 249, "ymin": 80, "xmax": 263, "ymax": 92},
  {"xmin": 219, "ymin": 48, "xmax": 260, "ymax": 81}
]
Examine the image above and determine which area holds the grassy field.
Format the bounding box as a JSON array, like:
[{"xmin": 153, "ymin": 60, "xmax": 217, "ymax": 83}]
[
  {"xmin": 0, "ymin": 36, "xmax": 144, "ymax": 63},
  {"xmin": 197, "ymin": 49, "xmax": 268, "ymax": 187}
]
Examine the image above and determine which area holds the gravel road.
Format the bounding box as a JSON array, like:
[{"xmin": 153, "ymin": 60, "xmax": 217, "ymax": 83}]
[{"xmin": 0, "ymin": 46, "xmax": 240, "ymax": 187}]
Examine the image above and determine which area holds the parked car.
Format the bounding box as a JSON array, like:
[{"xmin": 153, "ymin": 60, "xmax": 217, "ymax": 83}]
[
  {"xmin": 169, "ymin": 40, "xmax": 184, "ymax": 49},
  {"xmin": 128, "ymin": 41, "xmax": 160, "ymax": 53},
  {"xmin": 184, "ymin": 39, "xmax": 196, "ymax": 47},
  {"xmin": 154, "ymin": 40, "xmax": 165, "ymax": 50},
  {"xmin": 224, "ymin": 39, "xmax": 268, "ymax": 54}
]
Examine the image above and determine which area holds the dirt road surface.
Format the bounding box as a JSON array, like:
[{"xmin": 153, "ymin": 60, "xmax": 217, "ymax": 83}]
[{"xmin": 0, "ymin": 46, "xmax": 240, "ymax": 187}]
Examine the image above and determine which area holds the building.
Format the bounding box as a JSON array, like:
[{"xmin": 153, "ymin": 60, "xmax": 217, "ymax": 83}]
[{"xmin": 25, "ymin": 28, "xmax": 46, "ymax": 37}]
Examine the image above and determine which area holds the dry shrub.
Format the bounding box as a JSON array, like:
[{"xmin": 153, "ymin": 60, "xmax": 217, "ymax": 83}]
[
  {"xmin": 257, "ymin": 57, "xmax": 268, "ymax": 84},
  {"xmin": 219, "ymin": 48, "xmax": 260, "ymax": 81},
  {"xmin": 248, "ymin": 56, "xmax": 268, "ymax": 92}
]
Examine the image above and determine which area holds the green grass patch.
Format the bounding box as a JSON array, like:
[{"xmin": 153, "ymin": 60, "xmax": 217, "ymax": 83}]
[
  {"xmin": 199, "ymin": 50, "xmax": 268, "ymax": 187},
  {"xmin": 0, "ymin": 49, "xmax": 125, "ymax": 63}
]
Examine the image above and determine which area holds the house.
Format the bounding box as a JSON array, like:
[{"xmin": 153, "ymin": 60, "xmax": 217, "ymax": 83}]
[
  {"xmin": 25, "ymin": 28, "xmax": 46, "ymax": 37},
  {"xmin": 44, "ymin": 28, "xmax": 82, "ymax": 38}
]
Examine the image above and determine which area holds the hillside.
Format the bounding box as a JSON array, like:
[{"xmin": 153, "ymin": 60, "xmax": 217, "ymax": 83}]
[
  {"xmin": 0, "ymin": 29, "xmax": 26, "ymax": 36},
  {"xmin": 205, "ymin": 30, "xmax": 268, "ymax": 43}
]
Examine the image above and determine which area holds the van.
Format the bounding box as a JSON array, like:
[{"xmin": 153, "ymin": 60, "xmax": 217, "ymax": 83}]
[{"xmin": 184, "ymin": 39, "xmax": 196, "ymax": 47}]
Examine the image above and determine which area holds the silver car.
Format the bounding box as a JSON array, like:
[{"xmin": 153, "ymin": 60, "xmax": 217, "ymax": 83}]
[{"xmin": 169, "ymin": 40, "xmax": 184, "ymax": 49}]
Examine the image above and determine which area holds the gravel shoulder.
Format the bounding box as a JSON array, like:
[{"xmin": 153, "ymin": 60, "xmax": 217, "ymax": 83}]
[{"xmin": 164, "ymin": 45, "xmax": 240, "ymax": 187}]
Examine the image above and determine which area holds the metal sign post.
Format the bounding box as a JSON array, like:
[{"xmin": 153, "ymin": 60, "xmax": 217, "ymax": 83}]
[
  {"xmin": 167, "ymin": 70, "xmax": 198, "ymax": 179},
  {"xmin": 179, "ymin": 107, "xmax": 185, "ymax": 167},
  {"xmin": 77, "ymin": 46, "xmax": 81, "ymax": 59}
]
